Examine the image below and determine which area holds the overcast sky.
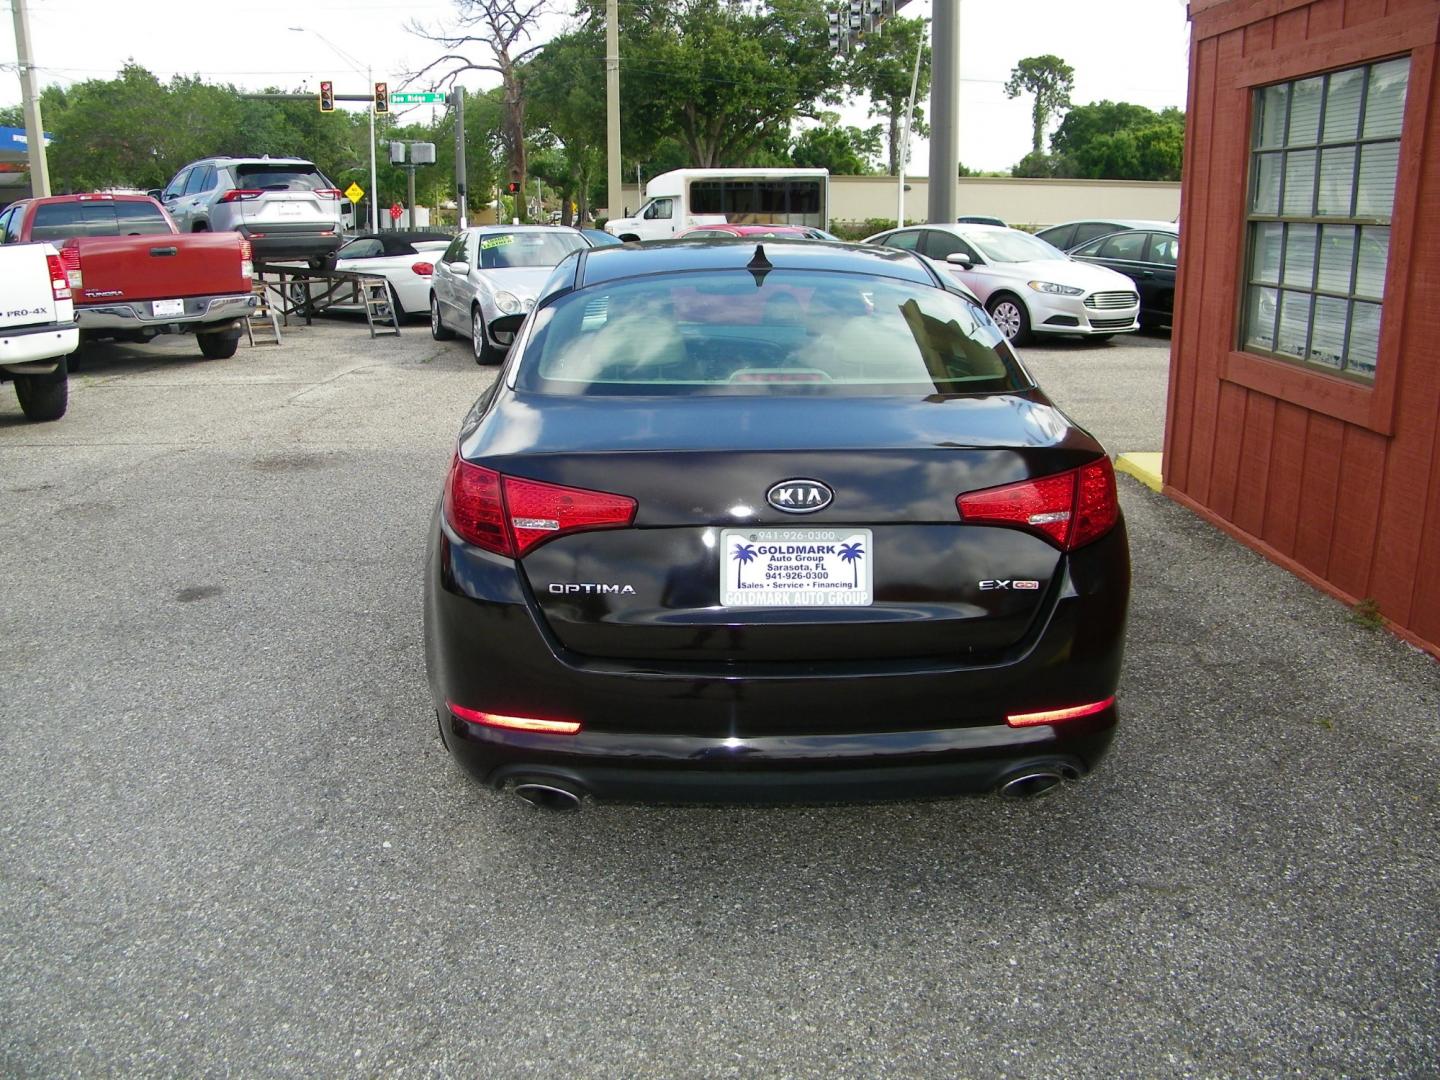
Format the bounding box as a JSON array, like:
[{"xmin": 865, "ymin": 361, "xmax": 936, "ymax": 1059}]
[{"xmin": 2, "ymin": 0, "xmax": 1191, "ymax": 174}]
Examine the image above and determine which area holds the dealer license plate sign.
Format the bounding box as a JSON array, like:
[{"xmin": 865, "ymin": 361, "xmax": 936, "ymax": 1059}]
[
  {"xmin": 720, "ymin": 528, "xmax": 873, "ymax": 608},
  {"xmin": 151, "ymin": 299, "xmax": 184, "ymax": 317}
]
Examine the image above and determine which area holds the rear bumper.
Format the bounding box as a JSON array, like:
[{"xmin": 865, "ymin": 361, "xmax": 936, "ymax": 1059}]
[
  {"xmin": 76, "ymin": 294, "xmax": 256, "ymax": 333},
  {"xmin": 239, "ymin": 225, "xmax": 342, "ymax": 262},
  {"xmin": 0, "ymin": 321, "xmax": 79, "ymax": 371},
  {"xmin": 424, "ymin": 512, "xmax": 1131, "ymax": 804}
]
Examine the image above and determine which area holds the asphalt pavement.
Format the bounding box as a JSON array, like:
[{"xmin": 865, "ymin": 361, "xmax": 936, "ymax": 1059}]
[{"xmin": 1, "ymin": 318, "xmax": 1435, "ymax": 1077}]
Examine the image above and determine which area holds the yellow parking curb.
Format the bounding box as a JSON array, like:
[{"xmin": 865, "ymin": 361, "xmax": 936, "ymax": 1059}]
[{"xmin": 1115, "ymin": 452, "xmax": 1163, "ymax": 492}]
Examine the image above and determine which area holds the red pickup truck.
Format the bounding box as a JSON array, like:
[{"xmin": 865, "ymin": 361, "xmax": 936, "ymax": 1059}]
[{"xmin": 0, "ymin": 193, "xmax": 256, "ymax": 359}]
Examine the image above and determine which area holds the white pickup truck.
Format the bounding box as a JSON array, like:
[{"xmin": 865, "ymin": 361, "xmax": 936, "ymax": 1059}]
[{"xmin": 0, "ymin": 241, "xmax": 79, "ymax": 422}]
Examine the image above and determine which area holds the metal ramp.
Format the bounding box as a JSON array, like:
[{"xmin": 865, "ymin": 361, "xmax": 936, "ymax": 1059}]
[{"xmin": 253, "ymin": 264, "xmax": 403, "ymax": 338}]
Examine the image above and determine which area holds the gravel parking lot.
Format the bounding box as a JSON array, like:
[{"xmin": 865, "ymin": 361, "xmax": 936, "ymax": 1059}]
[{"xmin": 1, "ymin": 319, "xmax": 1435, "ymax": 1077}]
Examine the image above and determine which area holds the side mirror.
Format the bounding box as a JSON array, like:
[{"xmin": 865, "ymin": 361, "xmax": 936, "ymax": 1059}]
[
  {"xmin": 490, "ymin": 313, "xmax": 525, "ymax": 335},
  {"xmin": 450, "ymin": 260, "xmax": 470, "ymax": 275},
  {"xmin": 945, "ymin": 252, "xmax": 974, "ymax": 269},
  {"xmin": 146, "ymin": 189, "xmax": 163, "ymax": 200}
]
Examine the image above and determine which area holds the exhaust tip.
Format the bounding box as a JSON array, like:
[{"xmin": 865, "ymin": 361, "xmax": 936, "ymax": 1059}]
[
  {"xmin": 513, "ymin": 781, "xmax": 583, "ymax": 813},
  {"xmin": 997, "ymin": 770, "xmax": 1066, "ymax": 799}
]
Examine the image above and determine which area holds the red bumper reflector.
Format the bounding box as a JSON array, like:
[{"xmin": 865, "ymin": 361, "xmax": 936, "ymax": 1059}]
[
  {"xmin": 447, "ymin": 701, "xmax": 581, "ymax": 735},
  {"xmin": 1006, "ymin": 696, "xmax": 1115, "ymax": 728}
]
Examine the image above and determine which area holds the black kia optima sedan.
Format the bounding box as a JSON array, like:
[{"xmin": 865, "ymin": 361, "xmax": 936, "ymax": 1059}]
[{"xmin": 423, "ymin": 239, "xmax": 1130, "ymax": 809}]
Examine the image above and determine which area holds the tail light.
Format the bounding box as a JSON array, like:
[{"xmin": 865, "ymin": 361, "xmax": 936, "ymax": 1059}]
[
  {"xmin": 411, "ymin": 261, "xmax": 434, "ymax": 277},
  {"xmin": 1007, "ymin": 696, "xmax": 1115, "ymax": 727},
  {"xmin": 446, "ymin": 701, "xmax": 581, "ymax": 735},
  {"xmin": 58, "ymin": 246, "xmax": 82, "ymax": 291},
  {"xmin": 45, "ymin": 252, "xmax": 71, "ymax": 301},
  {"xmin": 314, "ymin": 188, "xmax": 344, "ymax": 200},
  {"xmin": 443, "ymin": 455, "xmax": 636, "ymax": 557},
  {"xmin": 219, "ymin": 189, "xmax": 264, "ymax": 203},
  {"xmin": 957, "ymin": 457, "xmax": 1118, "ymax": 551},
  {"xmin": 239, "ymin": 239, "xmax": 253, "ymax": 281}
]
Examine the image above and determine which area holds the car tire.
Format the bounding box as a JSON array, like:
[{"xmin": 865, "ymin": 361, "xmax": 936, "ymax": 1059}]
[
  {"xmin": 288, "ymin": 282, "xmax": 311, "ymax": 317},
  {"xmin": 14, "ymin": 357, "xmax": 68, "ymax": 422},
  {"xmin": 986, "ymin": 294, "xmax": 1032, "ymax": 345},
  {"xmin": 198, "ymin": 331, "xmax": 241, "ymax": 360},
  {"xmin": 472, "ymin": 306, "xmax": 501, "ymax": 366},
  {"xmin": 430, "ymin": 294, "xmax": 454, "ymax": 340}
]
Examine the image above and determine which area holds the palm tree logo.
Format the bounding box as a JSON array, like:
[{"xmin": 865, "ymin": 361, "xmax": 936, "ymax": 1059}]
[
  {"xmin": 838, "ymin": 541, "xmax": 865, "ymax": 587},
  {"xmin": 732, "ymin": 542, "xmax": 757, "ymax": 586}
]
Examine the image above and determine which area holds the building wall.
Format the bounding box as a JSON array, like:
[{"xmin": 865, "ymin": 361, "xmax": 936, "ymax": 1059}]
[
  {"xmin": 601, "ymin": 176, "xmax": 1182, "ymax": 230},
  {"xmin": 1168, "ymin": 0, "xmax": 1440, "ymax": 654}
]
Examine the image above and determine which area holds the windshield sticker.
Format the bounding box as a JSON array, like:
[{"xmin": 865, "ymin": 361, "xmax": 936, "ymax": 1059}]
[{"xmin": 481, "ymin": 235, "xmax": 515, "ymax": 250}]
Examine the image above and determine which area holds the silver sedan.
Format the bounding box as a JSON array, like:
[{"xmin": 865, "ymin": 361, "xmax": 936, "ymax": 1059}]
[{"xmin": 429, "ymin": 226, "xmax": 591, "ymax": 364}]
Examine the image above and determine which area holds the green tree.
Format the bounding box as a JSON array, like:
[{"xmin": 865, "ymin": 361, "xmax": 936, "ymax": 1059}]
[
  {"xmin": 845, "ymin": 14, "xmax": 930, "ymax": 176},
  {"xmin": 1004, "ymin": 54, "xmax": 1075, "ymax": 156},
  {"xmin": 577, "ymin": 0, "xmax": 844, "ymax": 168},
  {"xmin": 790, "ymin": 120, "xmax": 881, "ymax": 174},
  {"xmin": 1050, "ymin": 101, "xmax": 1184, "ymax": 180}
]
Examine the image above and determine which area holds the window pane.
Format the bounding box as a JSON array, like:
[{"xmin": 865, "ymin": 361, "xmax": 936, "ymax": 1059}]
[
  {"xmin": 1244, "ymin": 286, "xmax": 1278, "ymax": 352},
  {"xmin": 1283, "ymin": 150, "xmax": 1317, "ymax": 215},
  {"xmin": 1316, "ymin": 146, "xmax": 1356, "ymax": 216},
  {"xmin": 1355, "ymin": 226, "xmax": 1389, "ymax": 298},
  {"xmin": 1283, "ymin": 223, "xmax": 1318, "ymax": 288},
  {"xmin": 1252, "ymin": 152, "xmax": 1282, "ymax": 214},
  {"xmin": 1346, "ymin": 301, "xmax": 1381, "ymax": 376},
  {"xmin": 1252, "ymin": 222, "xmax": 1283, "ymax": 284},
  {"xmin": 1355, "ymin": 143, "xmax": 1400, "ymax": 218},
  {"xmin": 1316, "ymin": 225, "xmax": 1356, "ymax": 294},
  {"xmin": 1362, "ymin": 58, "xmax": 1410, "ymax": 139},
  {"xmin": 1323, "ymin": 68, "xmax": 1364, "ymax": 142},
  {"xmin": 1098, "ymin": 231, "xmax": 1146, "ymax": 260},
  {"xmin": 1256, "ymin": 83, "xmax": 1289, "ymax": 149},
  {"xmin": 1276, "ymin": 290, "xmax": 1312, "ymax": 357},
  {"xmin": 1308, "ymin": 296, "xmax": 1347, "ymax": 369},
  {"xmin": 1287, "ymin": 77, "xmax": 1324, "ymax": 143}
]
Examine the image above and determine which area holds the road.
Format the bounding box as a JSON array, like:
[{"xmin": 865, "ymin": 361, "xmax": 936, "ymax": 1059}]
[{"xmin": 1, "ymin": 319, "xmax": 1435, "ymax": 1077}]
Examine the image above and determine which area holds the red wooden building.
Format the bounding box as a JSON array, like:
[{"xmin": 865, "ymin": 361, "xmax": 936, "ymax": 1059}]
[{"xmin": 1168, "ymin": 0, "xmax": 1440, "ymax": 656}]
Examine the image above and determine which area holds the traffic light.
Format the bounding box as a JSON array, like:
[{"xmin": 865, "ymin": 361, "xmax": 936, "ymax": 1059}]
[
  {"xmin": 506, "ymin": 181, "xmax": 521, "ymax": 194},
  {"xmin": 374, "ymin": 81, "xmax": 389, "ymax": 114},
  {"xmin": 318, "ymin": 80, "xmax": 335, "ymax": 113}
]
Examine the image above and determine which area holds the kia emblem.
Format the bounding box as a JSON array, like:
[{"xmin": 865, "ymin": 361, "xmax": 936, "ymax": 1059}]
[{"xmin": 766, "ymin": 479, "xmax": 833, "ymax": 514}]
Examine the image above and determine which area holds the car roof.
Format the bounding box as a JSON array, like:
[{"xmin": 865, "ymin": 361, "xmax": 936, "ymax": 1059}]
[
  {"xmin": 1046, "ymin": 218, "xmax": 1176, "ymax": 231},
  {"xmin": 195, "ymin": 157, "xmax": 318, "ymax": 168},
  {"xmin": 577, "ymin": 238, "xmax": 939, "ymax": 288},
  {"xmin": 465, "ymin": 224, "xmax": 581, "ymax": 233},
  {"xmin": 24, "ymin": 193, "xmax": 160, "ymax": 205},
  {"xmin": 689, "ymin": 224, "xmax": 811, "ymax": 235}
]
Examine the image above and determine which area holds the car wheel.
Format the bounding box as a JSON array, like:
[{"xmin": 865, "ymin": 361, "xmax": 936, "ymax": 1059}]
[
  {"xmin": 14, "ymin": 357, "xmax": 68, "ymax": 422},
  {"xmin": 472, "ymin": 306, "xmax": 501, "ymax": 366},
  {"xmin": 430, "ymin": 294, "xmax": 454, "ymax": 340},
  {"xmin": 986, "ymin": 294, "xmax": 1032, "ymax": 345},
  {"xmin": 288, "ymin": 282, "xmax": 311, "ymax": 317},
  {"xmin": 198, "ymin": 330, "xmax": 241, "ymax": 359}
]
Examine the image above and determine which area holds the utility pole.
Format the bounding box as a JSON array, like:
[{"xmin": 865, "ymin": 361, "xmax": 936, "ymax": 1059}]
[
  {"xmin": 11, "ymin": 0, "xmax": 51, "ymax": 197},
  {"xmin": 453, "ymin": 86, "xmax": 468, "ymax": 230},
  {"xmin": 605, "ymin": 0, "xmax": 622, "ymax": 223},
  {"xmin": 896, "ymin": 29, "xmax": 924, "ymax": 227},
  {"xmin": 927, "ymin": 0, "xmax": 961, "ymax": 224}
]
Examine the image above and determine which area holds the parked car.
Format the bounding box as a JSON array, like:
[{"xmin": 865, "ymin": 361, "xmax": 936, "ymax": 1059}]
[
  {"xmin": 864, "ymin": 223, "xmax": 1140, "ymax": 344},
  {"xmin": 293, "ymin": 231, "xmax": 453, "ymax": 321},
  {"xmin": 0, "ymin": 240, "xmax": 78, "ymax": 421},
  {"xmin": 1069, "ymin": 228, "xmax": 1180, "ymax": 329},
  {"xmin": 1035, "ymin": 218, "xmax": 1175, "ymax": 252},
  {"xmin": 0, "ymin": 193, "xmax": 255, "ymax": 360},
  {"xmin": 158, "ymin": 156, "xmax": 344, "ymax": 263},
  {"xmin": 429, "ymin": 226, "xmax": 594, "ymax": 364},
  {"xmin": 423, "ymin": 239, "xmax": 1129, "ymax": 809}
]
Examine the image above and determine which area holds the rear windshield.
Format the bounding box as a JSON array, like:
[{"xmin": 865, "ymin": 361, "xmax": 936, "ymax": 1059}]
[
  {"xmin": 477, "ymin": 231, "xmax": 587, "ymax": 269},
  {"xmin": 235, "ymin": 164, "xmax": 330, "ymax": 191},
  {"xmin": 30, "ymin": 200, "xmax": 171, "ymax": 240},
  {"xmin": 515, "ymin": 269, "xmax": 1027, "ymax": 397}
]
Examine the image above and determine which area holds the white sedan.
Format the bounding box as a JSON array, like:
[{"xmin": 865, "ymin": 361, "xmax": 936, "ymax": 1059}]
[
  {"xmin": 863, "ymin": 223, "xmax": 1141, "ymax": 344},
  {"xmin": 294, "ymin": 232, "xmax": 453, "ymax": 322},
  {"xmin": 429, "ymin": 226, "xmax": 593, "ymax": 364}
]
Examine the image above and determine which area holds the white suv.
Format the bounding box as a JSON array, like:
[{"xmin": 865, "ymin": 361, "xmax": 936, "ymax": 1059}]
[{"xmin": 158, "ymin": 156, "xmax": 344, "ymax": 264}]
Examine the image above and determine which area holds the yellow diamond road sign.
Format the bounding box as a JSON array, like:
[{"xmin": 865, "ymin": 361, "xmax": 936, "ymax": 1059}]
[{"xmin": 344, "ymin": 182, "xmax": 364, "ymax": 204}]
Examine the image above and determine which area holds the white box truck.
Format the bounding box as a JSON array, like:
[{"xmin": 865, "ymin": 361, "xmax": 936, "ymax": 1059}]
[{"xmin": 605, "ymin": 168, "xmax": 830, "ymax": 242}]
